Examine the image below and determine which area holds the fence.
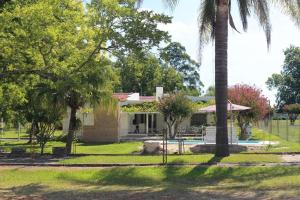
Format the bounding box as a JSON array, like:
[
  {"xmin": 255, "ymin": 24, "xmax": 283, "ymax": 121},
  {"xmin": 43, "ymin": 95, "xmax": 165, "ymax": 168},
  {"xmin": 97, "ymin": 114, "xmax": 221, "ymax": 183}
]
[{"xmin": 257, "ymin": 118, "xmax": 300, "ymax": 143}]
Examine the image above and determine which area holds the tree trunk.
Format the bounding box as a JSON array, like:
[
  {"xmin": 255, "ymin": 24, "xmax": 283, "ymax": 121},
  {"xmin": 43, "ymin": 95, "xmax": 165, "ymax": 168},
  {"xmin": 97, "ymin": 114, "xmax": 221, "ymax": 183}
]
[
  {"xmin": 215, "ymin": 0, "xmax": 229, "ymax": 157},
  {"xmin": 28, "ymin": 121, "xmax": 37, "ymax": 144},
  {"xmin": 66, "ymin": 106, "xmax": 77, "ymax": 154},
  {"xmin": 27, "ymin": 123, "xmax": 34, "ymax": 144},
  {"xmin": 237, "ymin": 115, "xmax": 247, "ymax": 140},
  {"xmin": 40, "ymin": 143, "xmax": 45, "ymax": 155}
]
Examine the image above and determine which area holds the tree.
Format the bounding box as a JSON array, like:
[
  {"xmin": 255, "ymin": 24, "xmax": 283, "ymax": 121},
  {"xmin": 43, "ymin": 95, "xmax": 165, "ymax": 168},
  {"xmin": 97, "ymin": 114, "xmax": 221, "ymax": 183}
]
[
  {"xmin": 158, "ymin": 93, "xmax": 193, "ymax": 139},
  {"xmin": 138, "ymin": 0, "xmax": 300, "ymax": 157},
  {"xmin": 205, "ymin": 85, "xmax": 215, "ymax": 96},
  {"xmin": 22, "ymin": 84, "xmax": 65, "ymax": 155},
  {"xmin": 228, "ymin": 84, "xmax": 269, "ymax": 139},
  {"xmin": 1, "ymin": 0, "xmax": 172, "ymax": 154},
  {"xmin": 116, "ymin": 54, "xmax": 163, "ymax": 95},
  {"xmin": 267, "ymin": 46, "xmax": 300, "ymax": 109},
  {"xmin": 283, "ymin": 104, "xmax": 300, "ymax": 125},
  {"xmin": 160, "ymin": 42, "xmax": 203, "ymax": 95}
]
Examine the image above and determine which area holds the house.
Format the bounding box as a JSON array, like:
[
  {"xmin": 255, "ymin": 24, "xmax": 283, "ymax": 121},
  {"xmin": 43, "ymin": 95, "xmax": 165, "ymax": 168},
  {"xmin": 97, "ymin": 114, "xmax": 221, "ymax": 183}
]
[{"xmin": 62, "ymin": 87, "xmax": 215, "ymax": 142}]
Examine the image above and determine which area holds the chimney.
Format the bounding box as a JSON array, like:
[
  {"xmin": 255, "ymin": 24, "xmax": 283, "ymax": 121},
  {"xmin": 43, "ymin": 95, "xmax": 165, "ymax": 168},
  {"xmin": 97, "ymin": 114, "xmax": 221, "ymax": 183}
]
[{"xmin": 155, "ymin": 87, "xmax": 163, "ymax": 101}]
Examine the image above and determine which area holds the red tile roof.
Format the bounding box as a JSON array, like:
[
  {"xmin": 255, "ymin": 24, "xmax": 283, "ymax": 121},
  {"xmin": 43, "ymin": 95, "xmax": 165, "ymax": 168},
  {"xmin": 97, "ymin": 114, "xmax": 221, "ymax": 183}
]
[
  {"xmin": 140, "ymin": 96, "xmax": 155, "ymax": 101},
  {"xmin": 112, "ymin": 93, "xmax": 132, "ymax": 101},
  {"xmin": 112, "ymin": 93, "xmax": 155, "ymax": 102}
]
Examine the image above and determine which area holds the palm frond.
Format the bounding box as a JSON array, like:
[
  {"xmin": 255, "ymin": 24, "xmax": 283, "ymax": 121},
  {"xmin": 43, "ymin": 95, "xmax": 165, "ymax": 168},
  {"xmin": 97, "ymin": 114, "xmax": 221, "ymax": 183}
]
[
  {"xmin": 198, "ymin": 0, "xmax": 216, "ymax": 59},
  {"xmin": 229, "ymin": 0, "xmax": 240, "ymax": 33},
  {"xmin": 272, "ymin": 0, "xmax": 300, "ymax": 26},
  {"xmin": 251, "ymin": 0, "xmax": 271, "ymax": 48},
  {"xmin": 162, "ymin": 0, "xmax": 179, "ymax": 10},
  {"xmin": 136, "ymin": 0, "xmax": 179, "ymax": 10},
  {"xmin": 237, "ymin": 0, "xmax": 251, "ymax": 31}
]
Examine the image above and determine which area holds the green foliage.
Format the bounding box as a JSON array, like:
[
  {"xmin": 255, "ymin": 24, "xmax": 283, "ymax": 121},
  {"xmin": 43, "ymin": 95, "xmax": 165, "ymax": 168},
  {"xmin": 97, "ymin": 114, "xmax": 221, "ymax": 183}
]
[
  {"xmin": 115, "ymin": 54, "xmax": 163, "ymax": 95},
  {"xmin": 205, "ymin": 85, "xmax": 215, "ymax": 96},
  {"xmin": 284, "ymin": 104, "xmax": 300, "ymax": 114},
  {"xmin": 267, "ymin": 46, "xmax": 300, "ymax": 108},
  {"xmin": 121, "ymin": 102, "xmax": 158, "ymax": 112},
  {"xmin": 283, "ymin": 104, "xmax": 300, "ymax": 125},
  {"xmin": 160, "ymin": 42, "xmax": 203, "ymax": 94},
  {"xmin": 191, "ymin": 100, "xmax": 215, "ymax": 110}
]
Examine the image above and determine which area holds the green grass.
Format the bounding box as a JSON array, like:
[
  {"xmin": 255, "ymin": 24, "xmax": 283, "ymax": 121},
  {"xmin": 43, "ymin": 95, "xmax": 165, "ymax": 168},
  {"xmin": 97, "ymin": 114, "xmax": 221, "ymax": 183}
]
[
  {"xmin": 0, "ymin": 129, "xmax": 63, "ymax": 139},
  {"xmin": 0, "ymin": 140, "xmax": 142, "ymax": 154},
  {"xmin": 1, "ymin": 166, "xmax": 300, "ymax": 199},
  {"xmin": 75, "ymin": 141, "xmax": 142, "ymax": 154},
  {"xmin": 0, "ymin": 129, "xmax": 28, "ymax": 138},
  {"xmin": 252, "ymin": 127, "xmax": 300, "ymax": 152},
  {"xmin": 60, "ymin": 154, "xmax": 282, "ymax": 164},
  {"xmin": 270, "ymin": 120, "xmax": 300, "ymax": 142}
]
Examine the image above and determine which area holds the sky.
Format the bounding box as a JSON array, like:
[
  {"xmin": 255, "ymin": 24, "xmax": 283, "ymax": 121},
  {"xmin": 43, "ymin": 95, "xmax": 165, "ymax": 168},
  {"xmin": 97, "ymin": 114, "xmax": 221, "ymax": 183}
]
[{"xmin": 141, "ymin": 0, "xmax": 300, "ymax": 104}]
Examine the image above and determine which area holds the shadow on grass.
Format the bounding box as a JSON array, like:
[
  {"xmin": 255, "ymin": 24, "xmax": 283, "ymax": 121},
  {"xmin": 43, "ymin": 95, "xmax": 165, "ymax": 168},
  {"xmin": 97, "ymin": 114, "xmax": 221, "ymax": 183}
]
[
  {"xmin": 10, "ymin": 183, "xmax": 45, "ymax": 196},
  {"xmin": 3, "ymin": 184, "xmax": 273, "ymax": 200},
  {"xmin": 55, "ymin": 164, "xmax": 300, "ymax": 190}
]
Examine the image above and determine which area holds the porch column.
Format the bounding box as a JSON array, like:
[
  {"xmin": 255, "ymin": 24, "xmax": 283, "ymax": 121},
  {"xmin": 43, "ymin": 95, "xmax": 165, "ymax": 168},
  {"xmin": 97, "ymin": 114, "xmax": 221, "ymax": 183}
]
[
  {"xmin": 151, "ymin": 113, "xmax": 154, "ymax": 133},
  {"xmin": 146, "ymin": 113, "xmax": 149, "ymax": 135}
]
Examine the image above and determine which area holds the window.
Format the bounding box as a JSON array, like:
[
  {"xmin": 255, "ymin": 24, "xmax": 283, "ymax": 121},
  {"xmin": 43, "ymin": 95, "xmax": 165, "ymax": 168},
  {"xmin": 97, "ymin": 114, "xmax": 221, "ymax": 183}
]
[
  {"xmin": 133, "ymin": 114, "xmax": 145, "ymax": 124},
  {"xmin": 190, "ymin": 113, "xmax": 207, "ymax": 126}
]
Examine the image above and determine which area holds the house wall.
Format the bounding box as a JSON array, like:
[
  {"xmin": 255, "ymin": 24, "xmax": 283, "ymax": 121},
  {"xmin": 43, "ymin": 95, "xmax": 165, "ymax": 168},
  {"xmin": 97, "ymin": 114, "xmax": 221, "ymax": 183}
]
[{"xmin": 82, "ymin": 105, "xmax": 119, "ymax": 143}]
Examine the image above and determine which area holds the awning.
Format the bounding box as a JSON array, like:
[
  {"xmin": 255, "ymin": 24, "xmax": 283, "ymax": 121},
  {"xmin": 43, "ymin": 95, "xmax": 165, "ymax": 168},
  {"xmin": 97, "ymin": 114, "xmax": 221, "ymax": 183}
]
[{"xmin": 199, "ymin": 103, "xmax": 251, "ymax": 113}]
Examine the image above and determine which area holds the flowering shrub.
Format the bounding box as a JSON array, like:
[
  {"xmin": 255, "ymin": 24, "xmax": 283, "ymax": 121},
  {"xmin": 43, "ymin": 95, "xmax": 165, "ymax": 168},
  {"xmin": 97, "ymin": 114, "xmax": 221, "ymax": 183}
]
[{"xmin": 228, "ymin": 84, "xmax": 270, "ymax": 139}]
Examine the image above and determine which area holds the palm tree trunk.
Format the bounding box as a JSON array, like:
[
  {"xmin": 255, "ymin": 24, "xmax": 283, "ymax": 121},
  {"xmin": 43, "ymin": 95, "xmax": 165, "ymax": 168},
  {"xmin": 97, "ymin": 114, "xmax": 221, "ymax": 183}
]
[
  {"xmin": 215, "ymin": 0, "xmax": 229, "ymax": 157},
  {"xmin": 66, "ymin": 106, "xmax": 77, "ymax": 154}
]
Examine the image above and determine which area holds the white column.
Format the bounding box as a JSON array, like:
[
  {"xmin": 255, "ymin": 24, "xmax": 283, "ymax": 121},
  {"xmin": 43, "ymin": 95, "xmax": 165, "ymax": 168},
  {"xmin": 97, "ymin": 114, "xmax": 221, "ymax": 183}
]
[
  {"xmin": 151, "ymin": 114, "xmax": 154, "ymax": 133},
  {"xmin": 146, "ymin": 113, "xmax": 149, "ymax": 135}
]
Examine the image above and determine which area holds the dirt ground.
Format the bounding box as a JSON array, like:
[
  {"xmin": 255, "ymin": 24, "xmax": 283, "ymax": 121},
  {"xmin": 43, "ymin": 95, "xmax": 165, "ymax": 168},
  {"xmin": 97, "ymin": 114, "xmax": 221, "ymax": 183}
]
[{"xmin": 281, "ymin": 154, "xmax": 300, "ymax": 162}]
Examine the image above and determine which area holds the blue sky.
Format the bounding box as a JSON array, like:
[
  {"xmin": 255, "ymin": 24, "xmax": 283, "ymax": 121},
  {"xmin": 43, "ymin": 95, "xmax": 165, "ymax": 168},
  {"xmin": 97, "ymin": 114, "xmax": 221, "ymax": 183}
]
[{"xmin": 141, "ymin": 0, "xmax": 300, "ymax": 104}]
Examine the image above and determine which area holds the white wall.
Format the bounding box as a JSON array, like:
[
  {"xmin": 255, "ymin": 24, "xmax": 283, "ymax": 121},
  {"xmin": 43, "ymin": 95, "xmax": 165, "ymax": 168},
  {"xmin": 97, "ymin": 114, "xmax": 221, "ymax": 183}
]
[{"xmin": 62, "ymin": 105, "xmax": 95, "ymax": 134}]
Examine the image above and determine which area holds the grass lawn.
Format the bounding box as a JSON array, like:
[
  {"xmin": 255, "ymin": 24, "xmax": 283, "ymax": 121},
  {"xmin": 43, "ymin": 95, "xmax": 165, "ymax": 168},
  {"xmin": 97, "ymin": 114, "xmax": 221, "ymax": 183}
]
[
  {"xmin": 252, "ymin": 128, "xmax": 300, "ymax": 152},
  {"xmin": 0, "ymin": 140, "xmax": 143, "ymax": 154},
  {"xmin": 1, "ymin": 126, "xmax": 300, "ymax": 155},
  {"xmin": 1, "ymin": 166, "xmax": 300, "ymax": 199},
  {"xmin": 60, "ymin": 154, "xmax": 282, "ymax": 164},
  {"xmin": 269, "ymin": 120, "xmax": 300, "ymax": 142},
  {"xmin": 0, "ymin": 129, "xmax": 28, "ymax": 139}
]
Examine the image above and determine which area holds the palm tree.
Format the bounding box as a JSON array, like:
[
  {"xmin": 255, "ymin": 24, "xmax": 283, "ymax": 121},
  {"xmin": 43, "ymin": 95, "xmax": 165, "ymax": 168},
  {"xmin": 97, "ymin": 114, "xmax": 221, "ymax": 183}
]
[{"xmin": 138, "ymin": 0, "xmax": 300, "ymax": 157}]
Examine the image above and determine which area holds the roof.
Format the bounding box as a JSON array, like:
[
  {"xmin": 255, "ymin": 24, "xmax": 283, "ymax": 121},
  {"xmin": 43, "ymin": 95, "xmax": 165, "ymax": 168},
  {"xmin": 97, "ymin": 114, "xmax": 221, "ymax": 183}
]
[
  {"xmin": 186, "ymin": 95, "xmax": 215, "ymax": 102},
  {"xmin": 199, "ymin": 103, "xmax": 251, "ymax": 113},
  {"xmin": 112, "ymin": 93, "xmax": 132, "ymax": 101},
  {"xmin": 140, "ymin": 96, "xmax": 155, "ymax": 101}
]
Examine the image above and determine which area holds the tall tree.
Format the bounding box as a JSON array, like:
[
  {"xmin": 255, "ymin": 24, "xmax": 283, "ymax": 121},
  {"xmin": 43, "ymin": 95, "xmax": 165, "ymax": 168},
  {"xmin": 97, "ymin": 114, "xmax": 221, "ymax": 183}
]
[
  {"xmin": 267, "ymin": 46, "xmax": 300, "ymax": 109},
  {"xmin": 0, "ymin": 0, "xmax": 172, "ymax": 154},
  {"xmin": 160, "ymin": 42, "xmax": 203, "ymax": 95},
  {"xmin": 116, "ymin": 54, "xmax": 163, "ymax": 95},
  {"xmin": 138, "ymin": 0, "xmax": 300, "ymax": 157}
]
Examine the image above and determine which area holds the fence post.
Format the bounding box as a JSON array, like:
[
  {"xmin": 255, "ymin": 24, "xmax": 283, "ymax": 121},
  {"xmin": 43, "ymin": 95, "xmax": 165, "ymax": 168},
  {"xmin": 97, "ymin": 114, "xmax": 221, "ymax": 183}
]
[
  {"xmin": 286, "ymin": 118, "xmax": 289, "ymax": 141},
  {"xmin": 270, "ymin": 119, "xmax": 272, "ymax": 134},
  {"xmin": 277, "ymin": 120, "xmax": 279, "ymax": 135}
]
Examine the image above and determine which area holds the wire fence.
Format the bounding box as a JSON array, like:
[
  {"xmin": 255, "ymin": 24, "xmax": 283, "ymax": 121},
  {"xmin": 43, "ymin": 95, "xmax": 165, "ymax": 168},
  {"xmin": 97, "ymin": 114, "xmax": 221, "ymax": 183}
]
[{"xmin": 257, "ymin": 118, "xmax": 300, "ymax": 143}]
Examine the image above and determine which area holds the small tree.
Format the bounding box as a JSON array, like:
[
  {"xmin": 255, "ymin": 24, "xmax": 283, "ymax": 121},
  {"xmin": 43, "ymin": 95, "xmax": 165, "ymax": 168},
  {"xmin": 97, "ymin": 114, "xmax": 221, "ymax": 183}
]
[
  {"xmin": 283, "ymin": 104, "xmax": 300, "ymax": 125},
  {"xmin": 228, "ymin": 84, "xmax": 269, "ymax": 139},
  {"xmin": 24, "ymin": 84, "xmax": 65, "ymax": 155},
  {"xmin": 158, "ymin": 93, "xmax": 193, "ymax": 139}
]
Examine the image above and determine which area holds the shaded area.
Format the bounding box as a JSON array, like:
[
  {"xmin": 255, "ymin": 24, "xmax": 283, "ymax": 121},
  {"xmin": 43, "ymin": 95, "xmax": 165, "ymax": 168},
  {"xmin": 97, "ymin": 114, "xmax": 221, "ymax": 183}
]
[
  {"xmin": 1, "ymin": 166, "xmax": 300, "ymax": 199},
  {"xmin": 1, "ymin": 186, "xmax": 277, "ymax": 200}
]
